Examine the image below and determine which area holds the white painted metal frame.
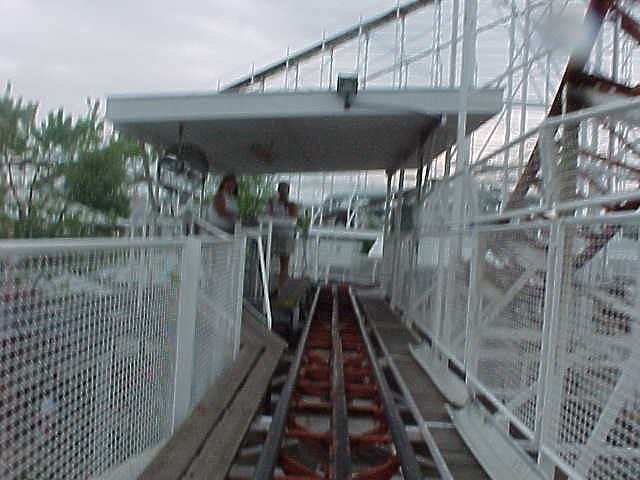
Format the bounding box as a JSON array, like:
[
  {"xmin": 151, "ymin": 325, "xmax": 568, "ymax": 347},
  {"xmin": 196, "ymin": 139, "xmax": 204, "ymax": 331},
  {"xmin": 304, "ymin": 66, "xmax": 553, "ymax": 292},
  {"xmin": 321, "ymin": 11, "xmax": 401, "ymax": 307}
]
[
  {"xmin": 388, "ymin": 99, "xmax": 640, "ymax": 479},
  {"xmin": 0, "ymin": 235, "xmax": 244, "ymax": 480}
]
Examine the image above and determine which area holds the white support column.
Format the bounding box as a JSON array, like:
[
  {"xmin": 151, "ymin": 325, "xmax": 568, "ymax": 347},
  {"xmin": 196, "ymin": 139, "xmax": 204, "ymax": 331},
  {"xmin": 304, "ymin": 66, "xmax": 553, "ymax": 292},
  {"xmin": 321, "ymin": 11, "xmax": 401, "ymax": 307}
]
[
  {"xmin": 443, "ymin": 0, "xmax": 477, "ymax": 347},
  {"xmin": 284, "ymin": 47, "xmax": 291, "ymax": 90},
  {"xmin": 256, "ymin": 236, "xmax": 273, "ymax": 330},
  {"xmin": 172, "ymin": 238, "xmax": 201, "ymax": 431},
  {"xmin": 449, "ymin": 0, "xmax": 460, "ymax": 87},
  {"xmin": 502, "ymin": 1, "xmax": 516, "ymax": 202},
  {"xmin": 328, "ymin": 48, "xmax": 335, "ymax": 89},
  {"xmin": 362, "ymin": 32, "xmax": 370, "ymax": 89},
  {"xmin": 314, "ymin": 234, "xmax": 321, "ymax": 281},
  {"xmin": 356, "ymin": 15, "xmax": 363, "ymax": 76},
  {"xmin": 233, "ymin": 232, "xmax": 247, "ymax": 356},
  {"xmin": 393, "ymin": 3, "xmax": 401, "ymax": 88},
  {"xmin": 392, "ymin": 170, "xmax": 405, "ymax": 307},
  {"xmin": 408, "ymin": 145, "xmax": 426, "ymax": 325},
  {"xmin": 544, "ymin": 0, "xmax": 553, "ymax": 109},
  {"xmin": 463, "ymin": 229, "xmax": 482, "ymax": 379},
  {"xmin": 383, "ymin": 171, "xmax": 394, "ymax": 295},
  {"xmin": 456, "ymin": 0, "xmax": 477, "ymax": 168},
  {"xmin": 609, "ymin": 15, "xmax": 621, "ymax": 193},
  {"xmin": 384, "ymin": 170, "xmax": 394, "ymax": 236},
  {"xmin": 400, "ymin": 15, "xmax": 407, "ymax": 87},
  {"xmin": 432, "ymin": 0, "xmax": 443, "ymax": 87},
  {"xmin": 518, "ymin": 0, "xmax": 531, "ymax": 170},
  {"xmin": 536, "ymin": 221, "xmax": 566, "ymax": 474},
  {"xmin": 540, "ymin": 124, "xmax": 556, "ymax": 209},
  {"xmin": 265, "ymin": 220, "xmax": 273, "ymax": 288},
  {"xmin": 320, "ymin": 32, "xmax": 326, "ymax": 89}
]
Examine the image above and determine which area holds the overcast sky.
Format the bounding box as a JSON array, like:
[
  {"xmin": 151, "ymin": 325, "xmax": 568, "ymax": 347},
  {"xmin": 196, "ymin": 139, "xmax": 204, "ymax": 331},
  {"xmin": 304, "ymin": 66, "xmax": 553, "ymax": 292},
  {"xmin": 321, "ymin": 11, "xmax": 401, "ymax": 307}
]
[{"xmin": 1, "ymin": 0, "xmax": 399, "ymax": 115}]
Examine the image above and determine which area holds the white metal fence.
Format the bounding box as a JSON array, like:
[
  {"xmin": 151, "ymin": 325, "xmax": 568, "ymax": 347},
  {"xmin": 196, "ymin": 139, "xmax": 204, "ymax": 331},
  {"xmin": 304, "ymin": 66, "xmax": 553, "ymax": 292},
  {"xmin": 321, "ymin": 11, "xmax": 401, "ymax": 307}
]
[
  {"xmin": 291, "ymin": 228, "xmax": 381, "ymax": 286},
  {"xmin": 243, "ymin": 219, "xmax": 382, "ymax": 290},
  {"xmin": 386, "ymin": 100, "xmax": 640, "ymax": 479},
  {"xmin": 0, "ymin": 236, "xmax": 244, "ymax": 480}
]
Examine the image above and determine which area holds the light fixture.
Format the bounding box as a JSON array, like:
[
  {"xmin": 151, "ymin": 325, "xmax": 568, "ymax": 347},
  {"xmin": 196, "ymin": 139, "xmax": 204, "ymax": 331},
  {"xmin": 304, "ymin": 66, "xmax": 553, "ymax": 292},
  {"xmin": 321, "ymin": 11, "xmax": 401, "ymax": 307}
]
[{"xmin": 337, "ymin": 73, "xmax": 358, "ymax": 109}]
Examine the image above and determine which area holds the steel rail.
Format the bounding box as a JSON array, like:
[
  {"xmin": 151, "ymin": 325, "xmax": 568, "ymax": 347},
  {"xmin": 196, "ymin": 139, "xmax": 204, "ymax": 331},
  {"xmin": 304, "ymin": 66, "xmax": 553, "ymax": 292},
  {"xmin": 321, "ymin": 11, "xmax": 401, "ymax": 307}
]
[
  {"xmin": 254, "ymin": 286, "xmax": 321, "ymax": 480},
  {"xmin": 350, "ymin": 291, "xmax": 423, "ymax": 480},
  {"xmin": 349, "ymin": 288, "xmax": 455, "ymax": 480},
  {"xmin": 330, "ymin": 286, "xmax": 351, "ymax": 480}
]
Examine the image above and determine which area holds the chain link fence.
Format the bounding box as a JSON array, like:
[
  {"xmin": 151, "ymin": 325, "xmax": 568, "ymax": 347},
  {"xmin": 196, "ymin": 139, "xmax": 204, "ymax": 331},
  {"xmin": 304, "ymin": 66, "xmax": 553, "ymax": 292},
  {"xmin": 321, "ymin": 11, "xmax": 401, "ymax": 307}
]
[{"xmin": 0, "ymin": 236, "xmax": 244, "ymax": 479}]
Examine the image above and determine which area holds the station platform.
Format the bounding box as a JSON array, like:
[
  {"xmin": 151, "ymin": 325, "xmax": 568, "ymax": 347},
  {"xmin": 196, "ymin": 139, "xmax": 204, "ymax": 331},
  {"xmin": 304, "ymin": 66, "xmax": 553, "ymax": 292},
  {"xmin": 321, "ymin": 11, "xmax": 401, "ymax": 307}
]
[{"xmin": 356, "ymin": 293, "xmax": 489, "ymax": 479}]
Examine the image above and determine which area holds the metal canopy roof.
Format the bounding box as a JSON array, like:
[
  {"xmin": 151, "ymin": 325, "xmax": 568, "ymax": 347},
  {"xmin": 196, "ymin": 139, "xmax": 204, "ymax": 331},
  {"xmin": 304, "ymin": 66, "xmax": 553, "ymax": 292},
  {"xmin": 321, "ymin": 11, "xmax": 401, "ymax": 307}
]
[{"xmin": 106, "ymin": 88, "xmax": 503, "ymax": 174}]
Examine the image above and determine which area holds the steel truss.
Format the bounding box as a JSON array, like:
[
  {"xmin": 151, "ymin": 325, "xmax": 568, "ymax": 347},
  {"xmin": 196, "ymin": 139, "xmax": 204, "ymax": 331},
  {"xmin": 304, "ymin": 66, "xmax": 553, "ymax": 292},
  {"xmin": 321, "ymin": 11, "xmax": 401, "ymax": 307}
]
[{"xmin": 219, "ymin": 0, "xmax": 640, "ymax": 219}]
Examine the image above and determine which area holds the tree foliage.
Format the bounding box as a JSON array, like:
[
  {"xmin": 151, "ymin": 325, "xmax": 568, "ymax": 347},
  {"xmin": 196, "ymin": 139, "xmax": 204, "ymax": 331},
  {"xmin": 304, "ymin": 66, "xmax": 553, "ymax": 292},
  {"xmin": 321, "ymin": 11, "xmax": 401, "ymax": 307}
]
[
  {"xmin": 64, "ymin": 143, "xmax": 132, "ymax": 219},
  {"xmin": 0, "ymin": 83, "xmax": 278, "ymax": 239},
  {"xmin": 0, "ymin": 83, "xmax": 140, "ymax": 238}
]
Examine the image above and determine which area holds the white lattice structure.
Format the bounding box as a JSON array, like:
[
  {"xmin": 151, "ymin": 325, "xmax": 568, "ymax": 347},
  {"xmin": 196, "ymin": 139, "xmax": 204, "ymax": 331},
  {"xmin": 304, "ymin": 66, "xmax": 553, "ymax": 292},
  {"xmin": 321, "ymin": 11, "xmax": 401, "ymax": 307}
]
[
  {"xmin": 390, "ymin": 99, "xmax": 640, "ymax": 479},
  {"xmin": 216, "ymin": 0, "xmax": 640, "ymax": 213}
]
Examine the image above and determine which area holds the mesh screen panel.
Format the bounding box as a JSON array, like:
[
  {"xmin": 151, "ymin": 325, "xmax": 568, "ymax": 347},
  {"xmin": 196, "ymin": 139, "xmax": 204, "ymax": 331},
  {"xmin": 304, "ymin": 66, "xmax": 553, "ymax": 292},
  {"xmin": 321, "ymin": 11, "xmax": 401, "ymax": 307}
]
[
  {"xmin": 408, "ymin": 237, "xmax": 442, "ymax": 337},
  {"xmin": 544, "ymin": 222, "xmax": 639, "ymax": 479},
  {"xmin": 474, "ymin": 226, "xmax": 549, "ymax": 432},
  {"xmin": 243, "ymin": 237, "xmax": 266, "ymax": 309},
  {"xmin": 191, "ymin": 240, "xmax": 238, "ymax": 407},
  {"xmin": 0, "ymin": 244, "xmax": 181, "ymax": 480},
  {"xmin": 442, "ymin": 231, "xmax": 472, "ymax": 361}
]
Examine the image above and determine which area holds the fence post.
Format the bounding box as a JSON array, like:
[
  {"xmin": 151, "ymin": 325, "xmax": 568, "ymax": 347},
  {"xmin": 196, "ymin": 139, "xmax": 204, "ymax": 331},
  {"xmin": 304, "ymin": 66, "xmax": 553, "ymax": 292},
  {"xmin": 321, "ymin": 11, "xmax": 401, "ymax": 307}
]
[
  {"xmin": 539, "ymin": 124, "xmax": 556, "ymax": 209},
  {"xmin": 433, "ymin": 233, "xmax": 448, "ymax": 345},
  {"xmin": 265, "ymin": 219, "xmax": 273, "ymax": 288},
  {"xmin": 234, "ymin": 231, "xmax": 247, "ymax": 354},
  {"xmin": 463, "ymin": 228, "xmax": 482, "ymax": 379},
  {"xmin": 405, "ymin": 232, "xmax": 419, "ymax": 327},
  {"xmin": 314, "ymin": 234, "xmax": 321, "ymax": 281},
  {"xmin": 255, "ymin": 236, "xmax": 272, "ymax": 330},
  {"xmin": 443, "ymin": 180, "xmax": 465, "ymax": 349},
  {"xmin": 534, "ymin": 220, "xmax": 565, "ymax": 473},
  {"xmin": 172, "ymin": 237, "xmax": 201, "ymax": 431}
]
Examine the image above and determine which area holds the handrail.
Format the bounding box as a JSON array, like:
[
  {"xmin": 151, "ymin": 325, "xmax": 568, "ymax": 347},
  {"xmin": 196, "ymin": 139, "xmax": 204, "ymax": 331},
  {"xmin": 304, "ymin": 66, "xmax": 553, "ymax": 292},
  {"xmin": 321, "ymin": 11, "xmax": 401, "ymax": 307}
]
[
  {"xmin": 426, "ymin": 97, "xmax": 640, "ymax": 197},
  {"xmin": 309, "ymin": 226, "xmax": 381, "ymax": 241},
  {"xmin": 0, "ymin": 237, "xmax": 188, "ymax": 254},
  {"xmin": 193, "ymin": 217, "xmax": 232, "ymax": 239}
]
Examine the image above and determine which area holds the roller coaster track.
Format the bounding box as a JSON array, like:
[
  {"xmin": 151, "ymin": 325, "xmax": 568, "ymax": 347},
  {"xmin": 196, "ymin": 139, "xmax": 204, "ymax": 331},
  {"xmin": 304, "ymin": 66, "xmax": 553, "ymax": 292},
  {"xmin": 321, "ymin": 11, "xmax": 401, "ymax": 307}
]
[{"xmin": 254, "ymin": 285, "xmax": 422, "ymax": 479}]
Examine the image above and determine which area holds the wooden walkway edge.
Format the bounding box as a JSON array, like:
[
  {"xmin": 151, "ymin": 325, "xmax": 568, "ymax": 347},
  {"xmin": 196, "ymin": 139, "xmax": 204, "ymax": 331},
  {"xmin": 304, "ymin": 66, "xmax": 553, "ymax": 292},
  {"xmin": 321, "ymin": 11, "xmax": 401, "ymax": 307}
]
[
  {"xmin": 140, "ymin": 312, "xmax": 286, "ymax": 480},
  {"xmin": 357, "ymin": 294, "xmax": 491, "ymax": 479}
]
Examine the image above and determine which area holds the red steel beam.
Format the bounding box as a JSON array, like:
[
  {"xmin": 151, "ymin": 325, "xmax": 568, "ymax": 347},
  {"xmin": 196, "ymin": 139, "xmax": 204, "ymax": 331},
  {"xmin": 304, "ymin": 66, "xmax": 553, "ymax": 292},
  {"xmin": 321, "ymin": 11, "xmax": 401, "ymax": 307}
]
[{"xmin": 506, "ymin": 0, "xmax": 612, "ymax": 210}]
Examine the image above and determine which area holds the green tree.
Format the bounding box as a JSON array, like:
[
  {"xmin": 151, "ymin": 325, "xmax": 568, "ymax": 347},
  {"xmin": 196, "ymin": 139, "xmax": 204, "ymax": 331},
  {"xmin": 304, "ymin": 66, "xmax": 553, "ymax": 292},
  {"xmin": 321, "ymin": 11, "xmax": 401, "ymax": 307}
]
[
  {"xmin": 64, "ymin": 142, "xmax": 132, "ymax": 220},
  {"xmin": 0, "ymin": 84, "xmax": 137, "ymax": 238}
]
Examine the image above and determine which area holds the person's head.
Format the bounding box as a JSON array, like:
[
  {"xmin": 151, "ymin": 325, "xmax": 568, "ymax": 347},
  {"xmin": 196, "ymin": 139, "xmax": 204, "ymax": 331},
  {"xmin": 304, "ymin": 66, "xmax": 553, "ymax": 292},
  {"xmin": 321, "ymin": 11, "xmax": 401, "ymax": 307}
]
[
  {"xmin": 277, "ymin": 182, "xmax": 290, "ymax": 202},
  {"xmin": 218, "ymin": 174, "xmax": 238, "ymax": 196}
]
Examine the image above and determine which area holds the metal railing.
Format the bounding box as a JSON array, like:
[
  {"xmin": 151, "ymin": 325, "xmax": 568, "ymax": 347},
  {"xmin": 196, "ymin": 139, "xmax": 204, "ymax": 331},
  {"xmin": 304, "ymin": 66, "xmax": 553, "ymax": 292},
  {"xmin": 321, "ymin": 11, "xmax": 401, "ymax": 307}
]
[
  {"xmin": 292, "ymin": 227, "xmax": 382, "ymax": 286},
  {"xmin": 241, "ymin": 221, "xmax": 273, "ymax": 328},
  {"xmin": 0, "ymin": 235, "xmax": 244, "ymax": 480},
  {"xmin": 385, "ymin": 99, "xmax": 640, "ymax": 479},
  {"xmin": 245, "ymin": 218, "xmax": 382, "ymax": 289}
]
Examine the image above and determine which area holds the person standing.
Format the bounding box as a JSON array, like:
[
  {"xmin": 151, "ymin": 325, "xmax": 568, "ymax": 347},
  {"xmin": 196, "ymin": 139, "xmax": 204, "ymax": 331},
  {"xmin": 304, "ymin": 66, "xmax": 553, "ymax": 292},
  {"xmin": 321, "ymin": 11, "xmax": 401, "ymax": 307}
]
[
  {"xmin": 266, "ymin": 182, "xmax": 298, "ymax": 289},
  {"xmin": 208, "ymin": 174, "xmax": 239, "ymax": 234}
]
